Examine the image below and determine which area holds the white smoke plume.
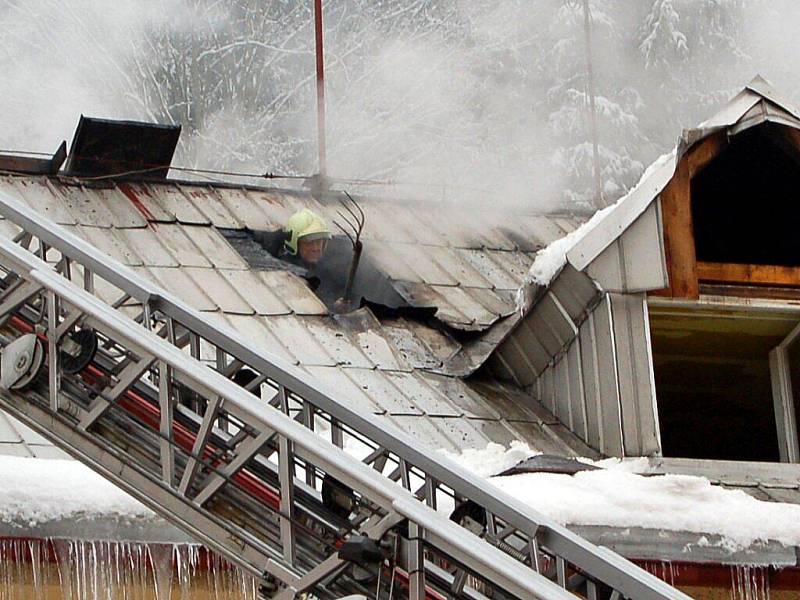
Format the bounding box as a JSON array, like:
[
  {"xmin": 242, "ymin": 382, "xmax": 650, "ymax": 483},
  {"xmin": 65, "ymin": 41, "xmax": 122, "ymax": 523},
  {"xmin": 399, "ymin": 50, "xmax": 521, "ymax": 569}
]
[{"xmin": 1, "ymin": 0, "xmax": 798, "ymax": 211}]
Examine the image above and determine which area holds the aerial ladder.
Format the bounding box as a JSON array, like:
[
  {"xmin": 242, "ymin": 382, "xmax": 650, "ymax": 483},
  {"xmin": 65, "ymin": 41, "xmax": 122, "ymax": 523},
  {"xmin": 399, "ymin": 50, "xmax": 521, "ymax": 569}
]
[{"xmin": 0, "ymin": 188, "xmax": 690, "ymax": 600}]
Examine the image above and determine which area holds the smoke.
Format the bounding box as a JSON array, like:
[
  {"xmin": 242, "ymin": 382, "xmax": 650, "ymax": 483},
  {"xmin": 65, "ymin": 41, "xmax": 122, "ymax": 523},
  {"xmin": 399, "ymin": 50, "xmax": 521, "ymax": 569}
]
[
  {"xmin": 1, "ymin": 1, "xmax": 800, "ymax": 212},
  {"xmin": 0, "ymin": 0, "xmax": 192, "ymax": 151}
]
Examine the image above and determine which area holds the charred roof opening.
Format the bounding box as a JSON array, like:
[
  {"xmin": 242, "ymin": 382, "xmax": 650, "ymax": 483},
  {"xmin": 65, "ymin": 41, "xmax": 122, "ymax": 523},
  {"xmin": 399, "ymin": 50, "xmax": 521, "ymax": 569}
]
[
  {"xmin": 63, "ymin": 116, "xmax": 180, "ymax": 180},
  {"xmin": 692, "ymin": 124, "xmax": 800, "ymax": 268},
  {"xmin": 221, "ymin": 229, "xmax": 425, "ymax": 315}
]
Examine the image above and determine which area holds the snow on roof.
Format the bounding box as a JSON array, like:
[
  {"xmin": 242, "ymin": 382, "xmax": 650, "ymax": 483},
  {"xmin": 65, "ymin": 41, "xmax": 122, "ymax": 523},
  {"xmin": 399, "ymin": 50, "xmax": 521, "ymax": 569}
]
[
  {"xmin": 518, "ymin": 149, "xmax": 673, "ymax": 301},
  {"xmin": 0, "ymin": 455, "xmax": 152, "ymax": 525},
  {"xmin": 441, "ymin": 443, "xmax": 800, "ymax": 552},
  {"xmin": 3, "ymin": 435, "xmax": 797, "ymax": 557}
]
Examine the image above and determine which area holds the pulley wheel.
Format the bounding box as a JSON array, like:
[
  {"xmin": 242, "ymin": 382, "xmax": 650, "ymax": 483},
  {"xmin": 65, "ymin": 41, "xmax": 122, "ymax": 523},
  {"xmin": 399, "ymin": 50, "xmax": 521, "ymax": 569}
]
[
  {"xmin": 10, "ymin": 337, "xmax": 45, "ymax": 391},
  {"xmin": 60, "ymin": 329, "xmax": 98, "ymax": 375}
]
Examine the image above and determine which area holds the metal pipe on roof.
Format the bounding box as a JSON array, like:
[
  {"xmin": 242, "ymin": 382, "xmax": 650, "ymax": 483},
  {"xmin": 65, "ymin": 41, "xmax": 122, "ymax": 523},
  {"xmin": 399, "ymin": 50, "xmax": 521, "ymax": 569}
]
[{"xmin": 314, "ymin": 0, "xmax": 327, "ymax": 180}]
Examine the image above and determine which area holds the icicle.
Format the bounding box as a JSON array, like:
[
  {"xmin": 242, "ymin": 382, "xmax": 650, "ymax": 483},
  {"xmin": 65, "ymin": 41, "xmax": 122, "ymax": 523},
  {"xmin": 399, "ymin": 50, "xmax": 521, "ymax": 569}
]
[{"xmin": 148, "ymin": 543, "xmax": 174, "ymax": 600}]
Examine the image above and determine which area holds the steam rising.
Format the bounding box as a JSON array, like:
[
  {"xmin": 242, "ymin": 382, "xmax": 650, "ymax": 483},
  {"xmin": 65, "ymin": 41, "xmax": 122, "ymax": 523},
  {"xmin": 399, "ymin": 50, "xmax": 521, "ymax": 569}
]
[{"xmin": 1, "ymin": 0, "xmax": 798, "ymax": 211}]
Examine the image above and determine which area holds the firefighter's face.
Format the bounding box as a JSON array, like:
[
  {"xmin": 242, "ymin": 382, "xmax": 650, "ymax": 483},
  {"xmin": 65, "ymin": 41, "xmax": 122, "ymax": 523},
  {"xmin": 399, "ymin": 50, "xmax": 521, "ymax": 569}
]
[{"xmin": 298, "ymin": 237, "xmax": 326, "ymax": 264}]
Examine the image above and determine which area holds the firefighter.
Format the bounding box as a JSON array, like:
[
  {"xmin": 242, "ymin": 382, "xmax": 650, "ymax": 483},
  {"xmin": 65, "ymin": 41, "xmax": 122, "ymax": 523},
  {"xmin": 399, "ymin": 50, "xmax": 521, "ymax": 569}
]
[
  {"xmin": 254, "ymin": 208, "xmax": 332, "ymax": 283},
  {"xmin": 255, "ymin": 209, "xmax": 331, "ymax": 267}
]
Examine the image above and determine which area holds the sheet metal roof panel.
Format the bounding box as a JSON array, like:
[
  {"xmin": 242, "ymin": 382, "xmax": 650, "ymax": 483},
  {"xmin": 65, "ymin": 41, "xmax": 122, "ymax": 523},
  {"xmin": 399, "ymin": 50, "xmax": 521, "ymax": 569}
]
[
  {"xmin": 0, "ymin": 216, "xmax": 22, "ymax": 240},
  {"xmin": 57, "ymin": 185, "xmax": 117, "ymax": 228},
  {"xmin": 303, "ymin": 319, "xmax": 374, "ymax": 369},
  {"xmin": 29, "ymin": 445, "xmax": 72, "ymax": 459},
  {"xmin": 116, "ymin": 227, "xmax": 179, "ymax": 267},
  {"xmin": 181, "ymin": 267, "xmax": 254, "ymax": 314},
  {"xmin": 451, "ymin": 211, "xmax": 518, "ymax": 251},
  {"xmin": 155, "ymin": 224, "xmax": 213, "ymax": 268},
  {"xmin": 465, "ymin": 418, "xmax": 534, "ymax": 448},
  {"xmin": 549, "ymin": 266, "xmax": 599, "ymax": 322},
  {"xmin": 425, "ymin": 246, "xmax": 496, "ymax": 289},
  {"xmin": 483, "ymin": 250, "xmax": 533, "ymax": 289},
  {"xmin": 464, "ymin": 380, "xmax": 539, "ymax": 423},
  {"xmin": 303, "ymin": 366, "xmax": 385, "ymax": 415},
  {"xmin": 429, "ymin": 285, "xmax": 500, "ymax": 328},
  {"xmin": 257, "ymin": 271, "xmax": 328, "ymax": 316},
  {"xmin": 216, "ymin": 188, "xmax": 277, "ymax": 230},
  {"xmin": 217, "ymin": 269, "xmax": 291, "ymax": 316},
  {"xmin": 392, "ymin": 282, "xmax": 472, "ymax": 328},
  {"xmin": 422, "ymin": 374, "xmax": 500, "ymax": 420},
  {"xmin": 431, "ymin": 417, "xmax": 496, "ymax": 449},
  {"xmin": 145, "ymin": 266, "xmax": 217, "ymax": 312},
  {"xmin": 0, "ymin": 414, "xmax": 23, "ymax": 443},
  {"xmin": 132, "ymin": 183, "xmax": 210, "ymax": 224},
  {"xmin": 0, "ymin": 177, "xmax": 28, "ymax": 205},
  {"xmin": 223, "ymin": 313, "xmax": 298, "ymax": 365},
  {"xmin": 379, "ymin": 325, "xmax": 445, "ymax": 371},
  {"xmin": 352, "ymin": 328, "xmax": 412, "ymax": 372},
  {"xmin": 316, "ymin": 199, "xmax": 417, "ymax": 245},
  {"xmin": 345, "ymin": 368, "xmax": 424, "ymax": 416},
  {"xmin": 91, "ymin": 188, "xmax": 149, "ymax": 228},
  {"xmin": 383, "ymin": 371, "xmax": 463, "ymax": 418},
  {"xmin": 13, "ymin": 178, "xmax": 77, "ymax": 225},
  {"xmin": 114, "ymin": 182, "xmax": 175, "ymax": 222},
  {"xmin": 76, "ymin": 225, "xmax": 142, "ymax": 266},
  {"xmin": 462, "ymin": 287, "xmax": 515, "ymax": 318},
  {"xmin": 386, "ymin": 415, "xmax": 459, "ymax": 452},
  {"xmin": 266, "ymin": 315, "xmax": 336, "ymax": 367},
  {"xmin": 383, "ymin": 206, "xmax": 452, "ymax": 247},
  {"xmin": 180, "ymin": 186, "xmax": 244, "ymax": 229},
  {"xmin": 758, "ymin": 487, "xmax": 800, "ymax": 504},
  {"xmin": 456, "ymin": 249, "xmax": 520, "ymax": 290},
  {"xmin": 415, "ymin": 207, "xmax": 482, "ymax": 249},
  {"xmin": 181, "ymin": 226, "xmax": 248, "ymax": 269},
  {"xmin": 391, "ymin": 243, "xmax": 459, "ymax": 286},
  {"xmin": 364, "ymin": 242, "xmax": 421, "ymax": 283},
  {"xmin": 552, "ymin": 217, "xmax": 580, "ymax": 234}
]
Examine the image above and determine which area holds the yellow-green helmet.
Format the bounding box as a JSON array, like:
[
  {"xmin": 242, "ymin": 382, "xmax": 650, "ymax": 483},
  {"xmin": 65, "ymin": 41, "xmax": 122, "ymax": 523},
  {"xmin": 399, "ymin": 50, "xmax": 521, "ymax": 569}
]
[{"xmin": 284, "ymin": 209, "xmax": 331, "ymax": 255}]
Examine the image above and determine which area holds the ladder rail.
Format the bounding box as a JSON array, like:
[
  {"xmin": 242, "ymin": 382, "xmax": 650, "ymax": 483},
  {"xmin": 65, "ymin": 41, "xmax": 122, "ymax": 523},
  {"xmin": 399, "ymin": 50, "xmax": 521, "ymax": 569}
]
[
  {"xmin": 0, "ymin": 222, "xmax": 574, "ymax": 600},
  {"xmin": 0, "ymin": 189, "xmax": 690, "ymax": 600}
]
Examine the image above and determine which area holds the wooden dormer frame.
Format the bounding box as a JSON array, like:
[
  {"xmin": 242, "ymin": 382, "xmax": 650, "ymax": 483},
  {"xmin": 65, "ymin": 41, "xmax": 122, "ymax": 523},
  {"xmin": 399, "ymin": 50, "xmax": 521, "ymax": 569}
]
[{"xmin": 656, "ymin": 126, "xmax": 800, "ymax": 299}]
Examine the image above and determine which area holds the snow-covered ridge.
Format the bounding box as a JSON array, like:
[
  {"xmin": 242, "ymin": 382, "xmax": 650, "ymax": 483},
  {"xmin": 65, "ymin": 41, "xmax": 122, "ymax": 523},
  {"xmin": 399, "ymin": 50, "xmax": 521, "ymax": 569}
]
[
  {"xmin": 441, "ymin": 443, "xmax": 800, "ymax": 551},
  {"xmin": 0, "ymin": 456, "xmax": 153, "ymax": 525},
  {"xmin": 516, "ymin": 150, "xmax": 676, "ymax": 313},
  {"xmin": 4, "ymin": 444, "xmax": 799, "ymax": 553}
]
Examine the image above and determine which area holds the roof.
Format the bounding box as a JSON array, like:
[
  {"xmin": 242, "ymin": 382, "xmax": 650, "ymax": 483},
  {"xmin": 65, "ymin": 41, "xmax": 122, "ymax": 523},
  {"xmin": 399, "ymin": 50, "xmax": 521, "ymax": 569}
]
[
  {"xmin": 0, "ymin": 172, "xmax": 599, "ymax": 457},
  {"xmin": 2, "ymin": 80, "xmax": 799, "ymax": 566}
]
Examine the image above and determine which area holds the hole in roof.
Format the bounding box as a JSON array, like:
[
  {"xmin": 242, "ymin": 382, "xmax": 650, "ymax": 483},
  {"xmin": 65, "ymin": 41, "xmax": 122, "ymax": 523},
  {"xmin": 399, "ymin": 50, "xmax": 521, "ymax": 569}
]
[{"xmin": 221, "ymin": 229, "xmax": 421, "ymax": 314}]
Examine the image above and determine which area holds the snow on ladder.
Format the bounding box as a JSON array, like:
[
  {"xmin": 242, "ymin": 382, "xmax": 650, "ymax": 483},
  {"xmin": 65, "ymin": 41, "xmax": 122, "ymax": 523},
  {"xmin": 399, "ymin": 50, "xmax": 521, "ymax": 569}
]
[{"xmin": 0, "ymin": 189, "xmax": 689, "ymax": 600}]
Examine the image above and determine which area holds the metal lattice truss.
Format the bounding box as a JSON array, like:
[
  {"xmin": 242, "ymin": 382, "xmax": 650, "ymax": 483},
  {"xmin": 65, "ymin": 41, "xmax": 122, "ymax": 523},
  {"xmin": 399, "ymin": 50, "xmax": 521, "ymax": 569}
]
[{"xmin": 0, "ymin": 190, "xmax": 689, "ymax": 600}]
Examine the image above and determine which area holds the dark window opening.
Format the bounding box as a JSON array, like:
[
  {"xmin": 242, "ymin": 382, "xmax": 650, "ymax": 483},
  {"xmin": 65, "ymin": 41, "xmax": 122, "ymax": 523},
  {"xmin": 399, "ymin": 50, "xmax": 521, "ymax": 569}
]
[
  {"xmin": 692, "ymin": 124, "xmax": 800, "ymax": 267},
  {"xmin": 649, "ymin": 308, "xmax": 792, "ymax": 461}
]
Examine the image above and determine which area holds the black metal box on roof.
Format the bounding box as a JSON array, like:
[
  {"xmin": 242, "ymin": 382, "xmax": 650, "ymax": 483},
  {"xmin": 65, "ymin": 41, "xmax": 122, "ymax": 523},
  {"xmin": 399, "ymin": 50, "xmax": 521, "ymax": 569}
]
[{"xmin": 64, "ymin": 116, "xmax": 180, "ymax": 179}]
